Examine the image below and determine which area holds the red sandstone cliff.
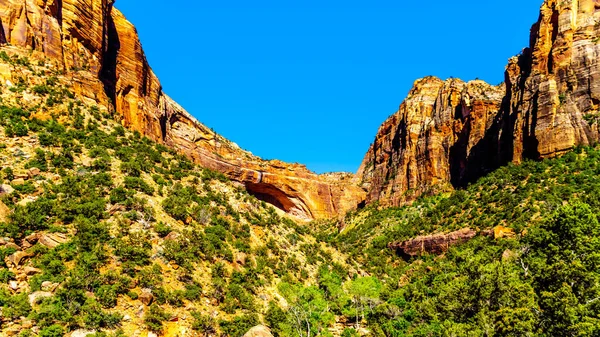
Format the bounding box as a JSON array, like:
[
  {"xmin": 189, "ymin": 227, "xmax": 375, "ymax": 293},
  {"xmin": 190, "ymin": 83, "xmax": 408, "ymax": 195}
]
[
  {"xmin": 359, "ymin": 0, "xmax": 600, "ymax": 207},
  {"xmin": 0, "ymin": 0, "xmax": 366, "ymax": 219}
]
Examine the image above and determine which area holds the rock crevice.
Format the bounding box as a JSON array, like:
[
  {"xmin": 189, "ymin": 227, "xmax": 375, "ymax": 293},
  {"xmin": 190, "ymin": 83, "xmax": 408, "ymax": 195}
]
[{"xmin": 359, "ymin": 0, "xmax": 600, "ymax": 207}]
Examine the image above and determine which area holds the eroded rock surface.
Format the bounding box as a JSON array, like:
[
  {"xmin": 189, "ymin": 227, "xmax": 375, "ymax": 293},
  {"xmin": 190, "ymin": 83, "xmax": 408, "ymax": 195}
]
[
  {"xmin": 360, "ymin": 0, "xmax": 600, "ymax": 207},
  {"xmin": 0, "ymin": 0, "xmax": 365, "ymax": 219},
  {"xmin": 388, "ymin": 228, "xmax": 478, "ymax": 257}
]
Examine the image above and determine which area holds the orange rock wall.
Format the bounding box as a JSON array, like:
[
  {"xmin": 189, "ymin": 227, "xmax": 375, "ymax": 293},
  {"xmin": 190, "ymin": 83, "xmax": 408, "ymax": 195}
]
[
  {"xmin": 0, "ymin": 0, "xmax": 366, "ymax": 219},
  {"xmin": 360, "ymin": 0, "xmax": 600, "ymax": 207}
]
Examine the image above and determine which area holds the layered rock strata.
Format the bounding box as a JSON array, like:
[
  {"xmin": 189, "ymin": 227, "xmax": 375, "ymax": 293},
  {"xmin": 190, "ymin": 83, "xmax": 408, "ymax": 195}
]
[
  {"xmin": 0, "ymin": 0, "xmax": 365, "ymax": 219},
  {"xmin": 360, "ymin": 0, "xmax": 600, "ymax": 207}
]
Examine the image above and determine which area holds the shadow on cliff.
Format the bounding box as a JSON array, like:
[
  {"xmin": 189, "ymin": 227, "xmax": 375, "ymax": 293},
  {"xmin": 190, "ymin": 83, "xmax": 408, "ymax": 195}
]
[
  {"xmin": 100, "ymin": 14, "xmax": 119, "ymax": 109},
  {"xmin": 0, "ymin": 17, "xmax": 7, "ymax": 45},
  {"xmin": 450, "ymin": 49, "xmax": 537, "ymax": 188}
]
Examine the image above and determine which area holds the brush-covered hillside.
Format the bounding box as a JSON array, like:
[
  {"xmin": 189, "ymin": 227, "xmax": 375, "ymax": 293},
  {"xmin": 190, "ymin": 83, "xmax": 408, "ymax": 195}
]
[
  {"xmin": 313, "ymin": 145, "xmax": 600, "ymax": 336},
  {"xmin": 2, "ymin": 45, "xmax": 600, "ymax": 337},
  {"xmin": 0, "ymin": 48, "xmax": 369, "ymax": 337}
]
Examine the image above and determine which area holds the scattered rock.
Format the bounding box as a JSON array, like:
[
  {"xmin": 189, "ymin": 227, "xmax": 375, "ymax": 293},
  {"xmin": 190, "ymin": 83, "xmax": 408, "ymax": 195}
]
[
  {"xmin": 9, "ymin": 280, "xmax": 19, "ymax": 291},
  {"xmin": 243, "ymin": 325, "xmax": 274, "ymax": 337},
  {"xmin": 40, "ymin": 281, "xmax": 59, "ymax": 292},
  {"xmin": 24, "ymin": 233, "xmax": 39, "ymax": 243},
  {"xmin": 69, "ymin": 329, "xmax": 96, "ymax": 337},
  {"xmin": 148, "ymin": 332, "xmax": 158, "ymax": 337},
  {"xmin": 236, "ymin": 252, "xmax": 247, "ymax": 266},
  {"xmin": 108, "ymin": 204, "xmax": 126, "ymax": 215},
  {"xmin": 0, "ymin": 200, "xmax": 10, "ymax": 223},
  {"xmin": 38, "ymin": 233, "xmax": 69, "ymax": 248},
  {"xmin": 164, "ymin": 231, "xmax": 180, "ymax": 241},
  {"xmin": 139, "ymin": 289, "xmax": 154, "ymax": 306},
  {"xmin": 11, "ymin": 178, "xmax": 25, "ymax": 186},
  {"xmin": 5, "ymin": 242, "xmax": 20, "ymax": 250},
  {"xmin": 123, "ymin": 314, "xmax": 131, "ymax": 321},
  {"xmin": 28, "ymin": 291, "xmax": 53, "ymax": 306},
  {"xmin": 27, "ymin": 167, "xmax": 41, "ymax": 178},
  {"xmin": 24, "ymin": 266, "xmax": 42, "ymax": 275},
  {"xmin": 0, "ymin": 184, "xmax": 14, "ymax": 195},
  {"xmin": 6, "ymin": 251, "xmax": 34, "ymax": 267}
]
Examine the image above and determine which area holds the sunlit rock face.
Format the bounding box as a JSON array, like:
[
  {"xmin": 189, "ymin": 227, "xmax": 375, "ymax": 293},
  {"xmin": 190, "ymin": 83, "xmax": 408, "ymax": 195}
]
[
  {"xmin": 359, "ymin": 0, "xmax": 600, "ymax": 207},
  {"xmin": 0, "ymin": 0, "xmax": 366, "ymax": 219}
]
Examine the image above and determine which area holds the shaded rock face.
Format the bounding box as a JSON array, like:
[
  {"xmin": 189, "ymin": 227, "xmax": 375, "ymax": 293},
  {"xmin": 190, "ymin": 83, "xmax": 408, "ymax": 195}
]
[
  {"xmin": 358, "ymin": 78, "xmax": 506, "ymax": 205},
  {"xmin": 0, "ymin": 0, "xmax": 365, "ymax": 219},
  {"xmin": 360, "ymin": 0, "xmax": 600, "ymax": 207}
]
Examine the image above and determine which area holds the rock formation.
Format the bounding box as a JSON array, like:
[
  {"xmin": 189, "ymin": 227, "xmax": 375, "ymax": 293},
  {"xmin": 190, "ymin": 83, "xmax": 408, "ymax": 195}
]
[
  {"xmin": 0, "ymin": 0, "xmax": 365, "ymax": 219},
  {"xmin": 388, "ymin": 226, "xmax": 516, "ymax": 257},
  {"xmin": 388, "ymin": 228, "xmax": 478, "ymax": 257},
  {"xmin": 359, "ymin": 0, "xmax": 600, "ymax": 207}
]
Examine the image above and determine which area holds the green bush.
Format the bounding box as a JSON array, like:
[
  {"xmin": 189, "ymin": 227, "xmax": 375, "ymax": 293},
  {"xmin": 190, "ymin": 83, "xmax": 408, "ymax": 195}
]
[{"xmin": 144, "ymin": 304, "xmax": 171, "ymax": 332}]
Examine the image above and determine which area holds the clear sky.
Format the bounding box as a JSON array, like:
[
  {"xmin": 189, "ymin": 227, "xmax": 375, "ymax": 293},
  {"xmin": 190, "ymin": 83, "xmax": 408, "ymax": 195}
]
[{"xmin": 115, "ymin": 0, "xmax": 543, "ymax": 174}]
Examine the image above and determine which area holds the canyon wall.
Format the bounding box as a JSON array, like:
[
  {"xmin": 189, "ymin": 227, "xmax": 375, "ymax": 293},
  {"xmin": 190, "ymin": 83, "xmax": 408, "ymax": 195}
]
[
  {"xmin": 0, "ymin": 0, "xmax": 366, "ymax": 219},
  {"xmin": 359, "ymin": 0, "xmax": 600, "ymax": 207}
]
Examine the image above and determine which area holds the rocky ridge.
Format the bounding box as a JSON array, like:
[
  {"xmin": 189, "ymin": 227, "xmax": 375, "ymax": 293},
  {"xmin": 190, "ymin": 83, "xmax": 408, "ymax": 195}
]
[
  {"xmin": 359, "ymin": 0, "xmax": 600, "ymax": 206},
  {"xmin": 0, "ymin": 0, "xmax": 365, "ymax": 219}
]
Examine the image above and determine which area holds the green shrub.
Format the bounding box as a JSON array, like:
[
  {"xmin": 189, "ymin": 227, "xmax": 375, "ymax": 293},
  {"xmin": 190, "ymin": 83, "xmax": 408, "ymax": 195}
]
[{"xmin": 144, "ymin": 304, "xmax": 171, "ymax": 332}]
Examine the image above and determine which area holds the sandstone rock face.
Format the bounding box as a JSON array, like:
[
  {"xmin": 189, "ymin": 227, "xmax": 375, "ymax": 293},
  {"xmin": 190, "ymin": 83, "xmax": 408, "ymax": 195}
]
[
  {"xmin": 360, "ymin": 0, "xmax": 600, "ymax": 207},
  {"xmin": 388, "ymin": 228, "xmax": 478, "ymax": 257},
  {"xmin": 0, "ymin": 200, "xmax": 9, "ymax": 223},
  {"xmin": 358, "ymin": 78, "xmax": 505, "ymax": 206},
  {"xmin": 0, "ymin": 0, "xmax": 365, "ymax": 219}
]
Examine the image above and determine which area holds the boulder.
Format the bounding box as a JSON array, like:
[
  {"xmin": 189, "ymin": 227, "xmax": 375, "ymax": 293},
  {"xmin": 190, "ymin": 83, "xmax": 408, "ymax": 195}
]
[
  {"xmin": 0, "ymin": 184, "xmax": 14, "ymax": 195},
  {"xmin": 494, "ymin": 226, "xmax": 516, "ymax": 239},
  {"xmin": 6, "ymin": 251, "xmax": 34, "ymax": 267},
  {"xmin": 243, "ymin": 326, "xmax": 274, "ymax": 337},
  {"xmin": 23, "ymin": 266, "xmax": 42, "ymax": 275},
  {"xmin": 11, "ymin": 178, "xmax": 25, "ymax": 186},
  {"xmin": 38, "ymin": 233, "xmax": 69, "ymax": 248},
  {"xmin": 28, "ymin": 291, "xmax": 53, "ymax": 306},
  {"xmin": 27, "ymin": 167, "xmax": 41, "ymax": 178},
  {"xmin": 139, "ymin": 289, "xmax": 154, "ymax": 306},
  {"xmin": 0, "ymin": 200, "xmax": 9, "ymax": 223},
  {"xmin": 69, "ymin": 330, "xmax": 96, "ymax": 337}
]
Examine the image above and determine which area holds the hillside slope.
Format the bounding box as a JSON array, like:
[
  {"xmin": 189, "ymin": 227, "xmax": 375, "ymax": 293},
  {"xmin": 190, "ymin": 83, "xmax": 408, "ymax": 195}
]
[{"xmin": 0, "ymin": 50, "xmax": 364, "ymax": 337}]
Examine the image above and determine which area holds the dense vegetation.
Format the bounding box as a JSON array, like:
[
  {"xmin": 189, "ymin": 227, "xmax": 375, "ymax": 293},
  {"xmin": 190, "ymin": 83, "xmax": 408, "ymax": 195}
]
[
  {"xmin": 2, "ymin": 49, "xmax": 600, "ymax": 337},
  {"xmin": 308, "ymin": 146, "xmax": 600, "ymax": 336}
]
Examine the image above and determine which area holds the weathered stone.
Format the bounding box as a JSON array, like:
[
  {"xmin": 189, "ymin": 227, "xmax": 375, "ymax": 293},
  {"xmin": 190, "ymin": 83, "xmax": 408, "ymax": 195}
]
[
  {"xmin": 10, "ymin": 178, "xmax": 25, "ymax": 186},
  {"xmin": 388, "ymin": 228, "xmax": 478, "ymax": 257},
  {"xmin": 0, "ymin": 0, "xmax": 365, "ymax": 220},
  {"xmin": 23, "ymin": 266, "xmax": 42, "ymax": 275},
  {"xmin": 0, "ymin": 200, "xmax": 9, "ymax": 223},
  {"xmin": 27, "ymin": 167, "xmax": 41, "ymax": 178},
  {"xmin": 360, "ymin": 0, "xmax": 600, "ymax": 207},
  {"xmin": 0, "ymin": 184, "xmax": 14, "ymax": 195},
  {"xmin": 494, "ymin": 226, "xmax": 516, "ymax": 239},
  {"xmin": 28, "ymin": 291, "xmax": 53, "ymax": 306},
  {"xmin": 243, "ymin": 325, "xmax": 274, "ymax": 337},
  {"xmin": 6, "ymin": 250, "xmax": 34, "ymax": 267},
  {"xmin": 69, "ymin": 330, "xmax": 96, "ymax": 337},
  {"xmin": 8, "ymin": 280, "xmax": 18, "ymax": 291},
  {"xmin": 38, "ymin": 233, "xmax": 68, "ymax": 248},
  {"xmin": 139, "ymin": 289, "xmax": 153, "ymax": 306}
]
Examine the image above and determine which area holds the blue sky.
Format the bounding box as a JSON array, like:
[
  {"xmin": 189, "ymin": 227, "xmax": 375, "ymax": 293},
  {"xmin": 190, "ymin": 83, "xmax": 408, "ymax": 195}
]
[{"xmin": 115, "ymin": 0, "xmax": 542, "ymax": 174}]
